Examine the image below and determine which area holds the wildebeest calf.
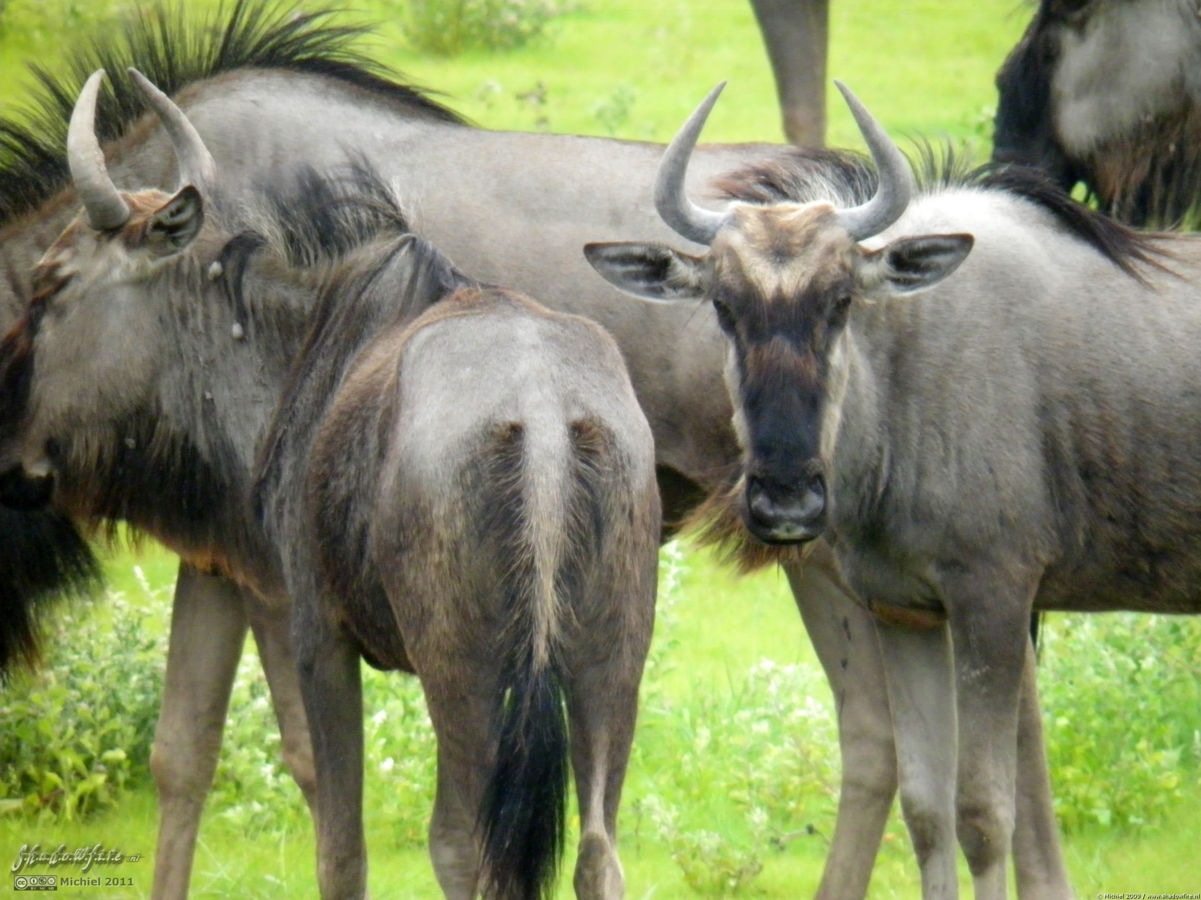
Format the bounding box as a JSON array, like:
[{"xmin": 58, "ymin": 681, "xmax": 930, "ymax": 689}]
[{"xmin": 270, "ymin": 283, "xmax": 660, "ymax": 899}]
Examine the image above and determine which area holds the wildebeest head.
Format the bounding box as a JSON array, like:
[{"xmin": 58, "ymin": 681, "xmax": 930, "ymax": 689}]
[
  {"xmin": 586, "ymin": 84, "xmax": 973, "ymax": 544},
  {"xmin": 0, "ymin": 68, "xmax": 214, "ymax": 505},
  {"xmin": 994, "ymin": 0, "xmax": 1201, "ymax": 225}
]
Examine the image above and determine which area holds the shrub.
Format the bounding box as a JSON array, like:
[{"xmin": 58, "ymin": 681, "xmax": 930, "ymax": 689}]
[
  {"xmin": 0, "ymin": 572, "xmax": 165, "ymax": 821},
  {"xmin": 402, "ymin": 0, "xmax": 565, "ymax": 55},
  {"xmin": 1039, "ymin": 612, "xmax": 1201, "ymax": 831}
]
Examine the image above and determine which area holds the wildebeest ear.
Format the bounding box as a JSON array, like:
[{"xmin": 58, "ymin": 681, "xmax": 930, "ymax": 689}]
[
  {"xmin": 863, "ymin": 233, "xmax": 974, "ymax": 295},
  {"xmin": 584, "ymin": 242, "xmax": 706, "ymax": 302},
  {"xmin": 146, "ymin": 185, "xmax": 204, "ymax": 257}
]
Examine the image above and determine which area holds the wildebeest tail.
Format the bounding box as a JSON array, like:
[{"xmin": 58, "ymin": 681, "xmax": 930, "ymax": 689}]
[
  {"xmin": 0, "ymin": 507, "xmax": 100, "ymax": 679},
  {"xmin": 477, "ymin": 418, "xmax": 609, "ymax": 899}
]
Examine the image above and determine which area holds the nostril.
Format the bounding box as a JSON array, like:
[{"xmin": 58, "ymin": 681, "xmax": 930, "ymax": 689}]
[{"xmin": 747, "ymin": 484, "xmax": 777, "ymax": 522}]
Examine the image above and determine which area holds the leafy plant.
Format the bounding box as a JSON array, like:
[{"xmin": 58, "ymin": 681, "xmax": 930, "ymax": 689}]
[
  {"xmin": 401, "ymin": 0, "xmax": 564, "ymax": 56},
  {"xmin": 0, "ymin": 571, "xmax": 164, "ymax": 821},
  {"xmin": 1038, "ymin": 612, "xmax": 1201, "ymax": 831}
]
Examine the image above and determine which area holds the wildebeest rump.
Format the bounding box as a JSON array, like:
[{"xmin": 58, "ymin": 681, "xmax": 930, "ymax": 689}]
[
  {"xmin": 994, "ymin": 0, "xmax": 1201, "ymax": 226},
  {"xmin": 3, "ymin": 67, "xmax": 659, "ymax": 898},
  {"xmin": 586, "ymin": 81, "xmax": 1188, "ymax": 897},
  {"xmin": 0, "ymin": 4, "xmax": 1056, "ymax": 897}
]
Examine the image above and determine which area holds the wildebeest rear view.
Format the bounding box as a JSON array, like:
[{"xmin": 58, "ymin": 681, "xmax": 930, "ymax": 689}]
[
  {"xmin": 1, "ymin": 67, "xmax": 659, "ymax": 899},
  {"xmin": 261, "ymin": 280, "xmax": 659, "ymax": 898},
  {"xmin": 994, "ymin": 0, "xmax": 1201, "ymax": 225}
]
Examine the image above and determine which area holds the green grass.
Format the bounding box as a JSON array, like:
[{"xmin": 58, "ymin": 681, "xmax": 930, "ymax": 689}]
[{"xmin": 3, "ymin": 0, "xmax": 1201, "ymax": 897}]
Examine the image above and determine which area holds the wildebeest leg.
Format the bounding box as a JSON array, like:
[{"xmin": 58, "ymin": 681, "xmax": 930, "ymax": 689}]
[
  {"xmin": 874, "ymin": 620, "xmax": 959, "ymax": 900},
  {"xmin": 245, "ymin": 598, "xmax": 317, "ymax": 818},
  {"xmin": 1012, "ymin": 640, "xmax": 1074, "ymax": 898},
  {"xmin": 946, "ymin": 568, "xmax": 1036, "ymax": 900},
  {"xmin": 150, "ymin": 564, "xmax": 248, "ymax": 900},
  {"xmin": 566, "ymin": 663, "xmax": 642, "ymax": 899},
  {"xmin": 293, "ymin": 589, "xmax": 367, "ymax": 900},
  {"xmin": 782, "ymin": 545, "xmax": 895, "ymax": 900},
  {"xmin": 421, "ymin": 676, "xmax": 494, "ymax": 899}
]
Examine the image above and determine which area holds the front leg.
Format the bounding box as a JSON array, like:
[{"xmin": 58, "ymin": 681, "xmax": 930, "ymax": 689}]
[
  {"xmin": 873, "ymin": 619, "xmax": 958, "ymax": 900},
  {"xmin": 942, "ymin": 564, "xmax": 1039, "ymax": 900},
  {"xmin": 151, "ymin": 564, "xmax": 248, "ymax": 900},
  {"xmin": 293, "ymin": 586, "xmax": 366, "ymax": 900},
  {"xmin": 783, "ymin": 543, "xmax": 896, "ymax": 900}
]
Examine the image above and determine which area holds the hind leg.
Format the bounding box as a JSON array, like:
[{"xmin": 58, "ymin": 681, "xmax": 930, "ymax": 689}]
[
  {"xmin": 419, "ymin": 672, "xmax": 496, "ymax": 900},
  {"xmin": 150, "ymin": 564, "xmax": 248, "ymax": 900},
  {"xmin": 565, "ymin": 662, "xmax": 641, "ymax": 900}
]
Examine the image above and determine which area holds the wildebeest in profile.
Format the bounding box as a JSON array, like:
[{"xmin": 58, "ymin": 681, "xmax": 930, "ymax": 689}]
[
  {"xmin": 586, "ymin": 80, "xmax": 1200, "ymax": 898},
  {"xmin": 1, "ymin": 68, "xmax": 659, "ymax": 899},
  {"xmin": 993, "ymin": 0, "xmax": 1201, "ymax": 226}
]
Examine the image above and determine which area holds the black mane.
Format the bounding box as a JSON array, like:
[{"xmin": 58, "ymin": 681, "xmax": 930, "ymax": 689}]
[
  {"xmin": 0, "ymin": 0, "xmax": 463, "ymax": 226},
  {"xmin": 716, "ymin": 140, "xmax": 1166, "ymax": 280}
]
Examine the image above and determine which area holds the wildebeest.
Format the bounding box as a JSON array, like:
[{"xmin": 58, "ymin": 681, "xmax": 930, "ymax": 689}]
[
  {"xmin": 0, "ymin": 4, "xmax": 1060, "ymax": 896},
  {"xmin": 994, "ymin": 0, "xmax": 1201, "ymax": 225},
  {"xmin": 585, "ymin": 81, "xmax": 1194, "ymax": 898},
  {"xmin": 3, "ymin": 67, "xmax": 659, "ymax": 898},
  {"xmin": 261, "ymin": 281, "xmax": 658, "ymax": 898}
]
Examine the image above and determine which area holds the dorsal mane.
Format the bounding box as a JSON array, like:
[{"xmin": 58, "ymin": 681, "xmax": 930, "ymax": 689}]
[
  {"xmin": 209, "ymin": 158, "xmax": 413, "ymax": 337},
  {"xmin": 924, "ymin": 147, "xmax": 1171, "ymax": 280},
  {"xmin": 712, "ymin": 146, "xmax": 879, "ymax": 208},
  {"xmin": 251, "ymin": 192, "xmax": 469, "ymax": 534},
  {"xmin": 249, "ymin": 157, "xmax": 412, "ymax": 269},
  {"xmin": 714, "ymin": 140, "xmax": 1168, "ymax": 280},
  {"xmin": 0, "ymin": 0, "xmax": 463, "ymax": 227}
]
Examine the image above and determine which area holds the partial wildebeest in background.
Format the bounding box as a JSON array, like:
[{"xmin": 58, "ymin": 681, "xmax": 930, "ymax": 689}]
[
  {"xmin": 994, "ymin": 0, "xmax": 1201, "ymax": 225},
  {"xmin": 749, "ymin": 0, "xmax": 829, "ymax": 145},
  {"xmin": 3, "ymin": 68, "xmax": 659, "ymax": 899},
  {"xmin": 587, "ymin": 80, "xmax": 1198, "ymax": 898},
  {"xmin": 0, "ymin": 506, "xmax": 99, "ymax": 677},
  {"xmin": 0, "ymin": 4, "xmax": 1060, "ymax": 897}
]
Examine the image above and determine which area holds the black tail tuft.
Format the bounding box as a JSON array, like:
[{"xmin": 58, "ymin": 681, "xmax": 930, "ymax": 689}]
[
  {"xmin": 0, "ymin": 507, "xmax": 101, "ymax": 680},
  {"xmin": 478, "ymin": 661, "xmax": 569, "ymax": 900}
]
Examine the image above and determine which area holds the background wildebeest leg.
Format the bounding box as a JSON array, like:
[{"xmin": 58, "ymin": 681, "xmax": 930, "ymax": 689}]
[
  {"xmin": 782, "ymin": 548, "xmax": 895, "ymax": 899},
  {"xmin": 245, "ymin": 595, "xmax": 318, "ymax": 816},
  {"xmin": 874, "ymin": 621, "xmax": 958, "ymax": 899},
  {"xmin": 1012, "ymin": 644, "xmax": 1073, "ymax": 899},
  {"xmin": 293, "ymin": 588, "xmax": 368, "ymax": 900},
  {"xmin": 150, "ymin": 564, "xmax": 249, "ymax": 900},
  {"xmin": 748, "ymin": 0, "xmax": 829, "ymax": 145}
]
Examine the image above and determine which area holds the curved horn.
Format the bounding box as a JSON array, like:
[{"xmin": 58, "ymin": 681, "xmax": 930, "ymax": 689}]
[
  {"xmin": 67, "ymin": 70, "xmax": 130, "ymax": 231},
  {"xmin": 654, "ymin": 82, "xmax": 730, "ymax": 245},
  {"xmin": 832, "ymin": 81, "xmax": 915, "ymax": 241},
  {"xmin": 127, "ymin": 67, "xmax": 216, "ymax": 188}
]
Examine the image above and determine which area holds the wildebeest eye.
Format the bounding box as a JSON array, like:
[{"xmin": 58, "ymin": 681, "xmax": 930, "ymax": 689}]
[{"xmin": 711, "ymin": 298, "xmax": 736, "ymax": 334}]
